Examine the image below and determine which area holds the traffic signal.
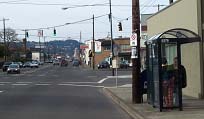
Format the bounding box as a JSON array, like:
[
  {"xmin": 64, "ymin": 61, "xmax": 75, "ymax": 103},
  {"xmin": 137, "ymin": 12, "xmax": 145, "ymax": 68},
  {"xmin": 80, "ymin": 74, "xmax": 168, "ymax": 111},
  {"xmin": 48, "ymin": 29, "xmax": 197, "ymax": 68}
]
[
  {"xmin": 88, "ymin": 50, "xmax": 92, "ymax": 57},
  {"xmin": 53, "ymin": 28, "xmax": 56, "ymax": 36},
  {"xmin": 118, "ymin": 22, "xmax": 122, "ymax": 31},
  {"xmin": 26, "ymin": 31, "xmax": 29, "ymax": 38}
]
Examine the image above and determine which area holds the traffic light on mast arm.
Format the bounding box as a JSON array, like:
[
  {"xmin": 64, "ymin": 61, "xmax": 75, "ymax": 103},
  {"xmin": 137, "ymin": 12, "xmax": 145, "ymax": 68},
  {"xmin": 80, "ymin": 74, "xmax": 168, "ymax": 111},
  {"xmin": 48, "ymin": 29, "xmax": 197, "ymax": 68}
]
[
  {"xmin": 26, "ymin": 31, "xmax": 29, "ymax": 38},
  {"xmin": 53, "ymin": 28, "xmax": 56, "ymax": 36},
  {"xmin": 118, "ymin": 22, "xmax": 122, "ymax": 31}
]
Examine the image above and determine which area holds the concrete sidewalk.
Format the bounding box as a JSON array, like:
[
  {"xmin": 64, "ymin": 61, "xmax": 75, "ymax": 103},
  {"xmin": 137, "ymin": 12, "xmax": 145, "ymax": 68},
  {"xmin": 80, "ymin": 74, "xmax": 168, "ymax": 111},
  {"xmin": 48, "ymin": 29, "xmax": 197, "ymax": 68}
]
[{"xmin": 103, "ymin": 87, "xmax": 204, "ymax": 119}]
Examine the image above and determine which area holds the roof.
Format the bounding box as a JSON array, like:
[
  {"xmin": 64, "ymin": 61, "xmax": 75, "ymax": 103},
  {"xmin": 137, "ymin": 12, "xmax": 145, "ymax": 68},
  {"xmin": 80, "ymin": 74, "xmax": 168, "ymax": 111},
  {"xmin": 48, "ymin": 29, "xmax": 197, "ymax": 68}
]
[{"xmin": 146, "ymin": 28, "xmax": 201, "ymax": 45}]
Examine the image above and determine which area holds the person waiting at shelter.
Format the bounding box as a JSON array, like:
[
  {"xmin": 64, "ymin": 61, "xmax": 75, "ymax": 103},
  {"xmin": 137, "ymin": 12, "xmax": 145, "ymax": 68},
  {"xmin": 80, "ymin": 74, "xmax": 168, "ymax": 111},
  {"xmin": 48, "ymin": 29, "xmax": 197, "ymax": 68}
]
[
  {"xmin": 162, "ymin": 58, "xmax": 169, "ymax": 107},
  {"xmin": 168, "ymin": 57, "xmax": 187, "ymax": 106}
]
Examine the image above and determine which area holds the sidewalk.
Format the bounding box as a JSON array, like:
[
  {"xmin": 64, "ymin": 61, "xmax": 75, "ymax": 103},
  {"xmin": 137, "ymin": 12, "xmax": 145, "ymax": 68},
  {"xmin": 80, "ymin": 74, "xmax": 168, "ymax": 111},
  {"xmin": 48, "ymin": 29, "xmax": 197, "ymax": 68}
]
[{"xmin": 103, "ymin": 87, "xmax": 204, "ymax": 119}]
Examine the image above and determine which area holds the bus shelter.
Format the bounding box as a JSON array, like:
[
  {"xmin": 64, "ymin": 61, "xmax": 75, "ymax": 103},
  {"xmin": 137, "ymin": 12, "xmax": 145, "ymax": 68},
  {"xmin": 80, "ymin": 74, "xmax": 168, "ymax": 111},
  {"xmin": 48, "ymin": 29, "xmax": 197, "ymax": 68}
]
[{"xmin": 145, "ymin": 28, "xmax": 200, "ymax": 112}]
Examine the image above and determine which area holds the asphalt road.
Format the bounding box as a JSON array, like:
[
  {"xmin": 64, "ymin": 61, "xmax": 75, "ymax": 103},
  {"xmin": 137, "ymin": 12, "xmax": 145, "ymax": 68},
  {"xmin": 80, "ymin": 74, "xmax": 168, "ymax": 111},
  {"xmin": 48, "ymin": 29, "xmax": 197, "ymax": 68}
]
[{"xmin": 0, "ymin": 64, "xmax": 132, "ymax": 119}]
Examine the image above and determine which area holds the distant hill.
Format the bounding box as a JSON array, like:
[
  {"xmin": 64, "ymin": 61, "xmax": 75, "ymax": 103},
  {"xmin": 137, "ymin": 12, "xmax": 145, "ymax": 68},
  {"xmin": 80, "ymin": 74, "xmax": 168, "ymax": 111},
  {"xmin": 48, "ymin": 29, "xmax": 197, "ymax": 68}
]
[{"xmin": 27, "ymin": 39, "xmax": 81, "ymax": 56}]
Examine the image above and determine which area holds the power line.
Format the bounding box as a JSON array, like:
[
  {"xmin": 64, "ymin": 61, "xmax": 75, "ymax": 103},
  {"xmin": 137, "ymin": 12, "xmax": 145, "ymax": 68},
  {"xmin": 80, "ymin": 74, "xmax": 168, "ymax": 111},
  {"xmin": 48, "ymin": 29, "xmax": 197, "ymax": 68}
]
[{"xmin": 13, "ymin": 14, "xmax": 108, "ymax": 31}]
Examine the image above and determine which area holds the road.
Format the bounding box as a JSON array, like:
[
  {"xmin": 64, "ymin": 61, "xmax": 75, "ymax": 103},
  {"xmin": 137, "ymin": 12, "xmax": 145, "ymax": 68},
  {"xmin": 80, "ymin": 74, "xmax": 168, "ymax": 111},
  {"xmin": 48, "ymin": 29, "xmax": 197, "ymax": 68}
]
[{"xmin": 0, "ymin": 64, "xmax": 132, "ymax": 119}]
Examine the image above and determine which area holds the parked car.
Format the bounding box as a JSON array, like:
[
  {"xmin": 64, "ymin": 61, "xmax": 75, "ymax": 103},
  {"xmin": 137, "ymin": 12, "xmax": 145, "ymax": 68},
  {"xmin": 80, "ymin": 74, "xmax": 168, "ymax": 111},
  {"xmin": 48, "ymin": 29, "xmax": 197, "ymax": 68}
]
[
  {"xmin": 23, "ymin": 61, "xmax": 32, "ymax": 68},
  {"xmin": 7, "ymin": 64, "xmax": 20, "ymax": 74},
  {"xmin": 23, "ymin": 61, "xmax": 39, "ymax": 68},
  {"xmin": 53, "ymin": 59, "xmax": 60, "ymax": 65},
  {"xmin": 72, "ymin": 59, "xmax": 80, "ymax": 67},
  {"xmin": 2, "ymin": 62, "xmax": 13, "ymax": 72},
  {"xmin": 119, "ymin": 61, "xmax": 129, "ymax": 69},
  {"xmin": 97, "ymin": 61, "xmax": 110, "ymax": 69},
  {"xmin": 60, "ymin": 59, "xmax": 68, "ymax": 67},
  {"xmin": 13, "ymin": 62, "xmax": 23, "ymax": 68}
]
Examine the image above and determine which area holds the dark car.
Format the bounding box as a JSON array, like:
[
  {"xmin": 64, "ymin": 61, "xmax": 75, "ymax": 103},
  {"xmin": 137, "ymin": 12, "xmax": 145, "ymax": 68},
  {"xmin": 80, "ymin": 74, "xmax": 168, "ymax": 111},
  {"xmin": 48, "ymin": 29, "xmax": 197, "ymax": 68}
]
[
  {"xmin": 119, "ymin": 61, "xmax": 128, "ymax": 69},
  {"xmin": 61, "ymin": 59, "xmax": 68, "ymax": 67},
  {"xmin": 72, "ymin": 59, "xmax": 80, "ymax": 67},
  {"xmin": 7, "ymin": 64, "xmax": 20, "ymax": 74},
  {"xmin": 97, "ymin": 61, "xmax": 110, "ymax": 69},
  {"xmin": 2, "ymin": 62, "xmax": 13, "ymax": 72}
]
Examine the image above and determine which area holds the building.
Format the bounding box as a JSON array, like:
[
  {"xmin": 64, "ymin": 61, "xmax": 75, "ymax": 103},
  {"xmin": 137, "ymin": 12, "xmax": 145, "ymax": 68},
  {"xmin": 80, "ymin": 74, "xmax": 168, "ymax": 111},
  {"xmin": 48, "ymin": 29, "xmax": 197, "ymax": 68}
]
[
  {"xmin": 147, "ymin": 0, "xmax": 204, "ymax": 98},
  {"xmin": 84, "ymin": 37, "xmax": 132, "ymax": 68}
]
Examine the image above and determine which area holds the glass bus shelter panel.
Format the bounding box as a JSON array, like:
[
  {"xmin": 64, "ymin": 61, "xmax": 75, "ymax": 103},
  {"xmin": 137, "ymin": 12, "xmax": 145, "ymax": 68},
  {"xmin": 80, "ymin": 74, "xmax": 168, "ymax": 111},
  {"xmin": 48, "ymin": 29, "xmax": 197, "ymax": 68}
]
[
  {"xmin": 152, "ymin": 58, "xmax": 160, "ymax": 107},
  {"xmin": 146, "ymin": 45, "xmax": 154, "ymax": 105},
  {"xmin": 152, "ymin": 44, "xmax": 160, "ymax": 107},
  {"xmin": 161, "ymin": 43, "xmax": 180, "ymax": 109}
]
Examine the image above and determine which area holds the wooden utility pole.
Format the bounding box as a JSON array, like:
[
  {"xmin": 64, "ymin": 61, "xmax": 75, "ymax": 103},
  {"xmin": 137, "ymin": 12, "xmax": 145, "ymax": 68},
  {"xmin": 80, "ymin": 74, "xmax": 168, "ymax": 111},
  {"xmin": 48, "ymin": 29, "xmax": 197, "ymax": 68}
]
[
  {"xmin": 132, "ymin": 0, "xmax": 141, "ymax": 103},
  {"xmin": 109, "ymin": 0, "xmax": 114, "ymax": 76},
  {"xmin": 1, "ymin": 18, "xmax": 9, "ymax": 61},
  {"xmin": 92, "ymin": 15, "xmax": 95, "ymax": 70}
]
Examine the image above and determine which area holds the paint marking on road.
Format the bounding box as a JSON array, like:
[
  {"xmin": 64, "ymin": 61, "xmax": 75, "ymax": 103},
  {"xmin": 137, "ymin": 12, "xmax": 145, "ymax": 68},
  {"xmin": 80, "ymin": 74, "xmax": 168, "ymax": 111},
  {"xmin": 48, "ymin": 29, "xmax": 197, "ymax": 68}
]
[
  {"xmin": 39, "ymin": 82, "xmax": 53, "ymax": 84},
  {"xmin": 35, "ymin": 84, "xmax": 52, "ymax": 86},
  {"xmin": 58, "ymin": 84, "xmax": 104, "ymax": 88},
  {"xmin": 16, "ymin": 82, "xmax": 33, "ymax": 84},
  {"xmin": 12, "ymin": 84, "xmax": 29, "ymax": 86},
  {"xmin": 0, "ymin": 82, "xmax": 11, "ymax": 84},
  {"xmin": 97, "ymin": 78, "xmax": 109, "ymax": 84},
  {"xmin": 0, "ymin": 90, "xmax": 4, "ymax": 93},
  {"xmin": 107, "ymin": 75, "xmax": 132, "ymax": 78},
  {"xmin": 119, "ymin": 84, "xmax": 132, "ymax": 87},
  {"xmin": 61, "ymin": 82, "xmax": 98, "ymax": 84},
  {"xmin": 87, "ymin": 76, "xmax": 97, "ymax": 78},
  {"xmin": 0, "ymin": 84, "xmax": 5, "ymax": 86}
]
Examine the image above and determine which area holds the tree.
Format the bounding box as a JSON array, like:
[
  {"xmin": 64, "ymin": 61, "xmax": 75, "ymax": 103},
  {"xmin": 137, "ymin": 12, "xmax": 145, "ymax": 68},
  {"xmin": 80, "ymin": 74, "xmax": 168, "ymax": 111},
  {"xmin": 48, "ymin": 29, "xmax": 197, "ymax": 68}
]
[{"xmin": 0, "ymin": 28, "xmax": 19, "ymax": 60}]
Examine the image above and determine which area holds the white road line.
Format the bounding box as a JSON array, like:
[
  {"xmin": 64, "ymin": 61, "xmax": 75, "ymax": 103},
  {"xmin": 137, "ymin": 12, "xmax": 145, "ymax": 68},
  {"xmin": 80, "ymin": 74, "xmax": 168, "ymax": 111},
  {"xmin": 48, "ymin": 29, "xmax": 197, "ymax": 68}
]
[
  {"xmin": 39, "ymin": 82, "xmax": 53, "ymax": 84},
  {"xmin": 35, "ymin": 84, "xmax": 52, "ymax": 86},
  {"xmin": 12, "ymin": 84, "xmax": 29, "ymax": 86},
  {"xmin": 0, "ymin": 82, "xmax": 11, "ymax": 84},
  {"xmin": 97, "ymin": 78, "xmax": 108, "ymax": 84},
  {"xmin": 107, "ymin": 75, "xmax": 132, "ymax": 78},
  {"xmin": 58, "ymin": 84, "xmax": 104, "ymax": 88},
  {"xmin": 0, "ymin": 91, "xmax": 4, "ymax": 93},
  {"xmin": 16, "ymin": 82, "xmax": 33, "ymax": 84},
  {"xmin": 0, "ymin": 84, "xmax": 5, "ymax": 85},
  {"xmin": 119, "ymin": 84, "xmax": 132, "ymax": 87},
  {"xmin": 87, "ymin": 76, "xmax": 97, "ymax": 78},
  {"xmin": 62, "ymin": 82, "xmax": 98, "ymax": 84}
]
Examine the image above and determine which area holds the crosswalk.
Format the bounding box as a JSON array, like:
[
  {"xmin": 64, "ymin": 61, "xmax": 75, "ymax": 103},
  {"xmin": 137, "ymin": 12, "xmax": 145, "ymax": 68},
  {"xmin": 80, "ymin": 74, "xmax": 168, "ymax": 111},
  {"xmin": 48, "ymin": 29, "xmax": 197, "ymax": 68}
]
[{"xmin": 0, "ymin": 81, "xmax": 104, "ymax": 88}]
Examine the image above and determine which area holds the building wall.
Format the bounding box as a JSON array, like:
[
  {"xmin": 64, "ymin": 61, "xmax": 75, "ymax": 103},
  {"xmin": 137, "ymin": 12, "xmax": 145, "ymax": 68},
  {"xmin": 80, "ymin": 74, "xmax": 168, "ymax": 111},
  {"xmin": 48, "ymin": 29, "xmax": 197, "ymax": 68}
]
[{"xmin": 147, "ymin": 0, "xmax": 201, "ymax": 98}]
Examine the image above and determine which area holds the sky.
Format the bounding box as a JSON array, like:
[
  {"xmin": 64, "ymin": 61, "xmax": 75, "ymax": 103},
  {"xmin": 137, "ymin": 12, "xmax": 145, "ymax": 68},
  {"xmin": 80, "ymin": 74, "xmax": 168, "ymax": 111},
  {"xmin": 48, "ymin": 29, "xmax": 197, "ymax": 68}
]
[{"xmin": 0, "ymin": 0, "xmax": 170, "ymax": 42}]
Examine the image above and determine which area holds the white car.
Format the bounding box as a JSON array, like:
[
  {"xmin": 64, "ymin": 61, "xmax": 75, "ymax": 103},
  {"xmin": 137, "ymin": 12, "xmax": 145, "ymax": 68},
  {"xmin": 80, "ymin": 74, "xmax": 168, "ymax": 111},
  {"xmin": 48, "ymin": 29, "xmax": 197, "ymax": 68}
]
[{"xmin": 30, "ymin": 62, "xmax": 39, "ymax": 68}]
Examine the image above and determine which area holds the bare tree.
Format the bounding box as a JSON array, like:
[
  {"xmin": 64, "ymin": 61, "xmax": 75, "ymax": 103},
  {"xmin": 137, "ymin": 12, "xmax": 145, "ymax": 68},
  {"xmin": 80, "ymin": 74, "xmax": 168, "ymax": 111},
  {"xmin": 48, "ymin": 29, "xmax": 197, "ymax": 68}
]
[{"xmin": 0, "ymin": 28, "xmax": 18, "ymax": 59}]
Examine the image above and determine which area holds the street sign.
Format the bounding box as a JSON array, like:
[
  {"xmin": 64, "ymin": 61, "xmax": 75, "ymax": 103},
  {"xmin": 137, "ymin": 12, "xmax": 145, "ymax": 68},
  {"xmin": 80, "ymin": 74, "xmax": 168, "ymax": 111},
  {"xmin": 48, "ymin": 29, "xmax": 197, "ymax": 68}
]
[{"xmin": 130, "ymin": 33, "xmax": 137, "ymax": 46}]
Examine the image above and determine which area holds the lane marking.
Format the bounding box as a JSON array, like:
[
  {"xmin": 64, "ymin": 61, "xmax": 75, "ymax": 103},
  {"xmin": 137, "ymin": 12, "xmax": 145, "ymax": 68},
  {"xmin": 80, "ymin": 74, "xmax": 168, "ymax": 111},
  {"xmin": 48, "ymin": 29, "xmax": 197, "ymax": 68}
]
[
  {"xmin": 97, "ymin": 78, "xmax": 108, "ymax": 84},
  {"xmin": 62, "ymin": 82, "xmax": 98, "ymax": 84},
  {"xmin": 39, "ymin": 82, "xmax": 53, "ymax": 84},
  {"xmin": 119, "ymin": 84, "xmax": 132, "ymax": 87},
  {"xmin": 87, "ymin": 76, "xmax": 97, "ymax": 78},
  {"xmin": 58, "ymin": 84, "xmax": 104, "ymax": 88},
  {"xmin": 107, "ymin": 75, "xmax": 131, "ymax": 78},
  {"xmin": 35, "ymin": 84, "xmax": 51, "ymax": 85},
  {"xmin": 0, "ymin": 91, "xmax": 4, "ymax": 93},
  {"xmin": 0, "ymin": 84, "xmax": 5, "ymax": 86},
  {"xmin": 16, "ymin": 82, "xmax": 32, "ymax": 84},
  {"xmin": 0, "ymin": 82, "xmax": 11, "ymax": 84},
  {"xmin": 12, "ymin": 84, "xmax": 29, "ymax": 86}
]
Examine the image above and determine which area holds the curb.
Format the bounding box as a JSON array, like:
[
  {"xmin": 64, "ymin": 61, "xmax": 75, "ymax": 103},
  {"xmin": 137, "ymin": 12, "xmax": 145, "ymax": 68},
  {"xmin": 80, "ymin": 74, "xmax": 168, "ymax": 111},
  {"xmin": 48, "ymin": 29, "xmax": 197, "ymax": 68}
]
[{"xmin": 103, "ymin": 88, "xmax": 145, "ymax": 119}]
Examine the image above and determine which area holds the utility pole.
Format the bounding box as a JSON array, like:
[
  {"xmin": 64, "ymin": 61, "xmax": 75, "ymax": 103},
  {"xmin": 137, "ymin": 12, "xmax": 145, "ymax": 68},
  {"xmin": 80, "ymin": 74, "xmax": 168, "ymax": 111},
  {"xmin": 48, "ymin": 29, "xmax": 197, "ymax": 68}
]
[
  {"xmin": 132, "ymin": 0, "xmax": 141, "ymax": 103},
  {"xmin": 1, "ymin": 18, "xmax": 9, "ymax": 62},
  {"xmin": 109, "ymin": 0, "xmax": 114, "ymax": 76},
  {"xmin": 92, "ymin": 15, "xmax": 95, "ymax": 70},
  {"xmin": 43, "ymin": 36, "xmax": 46, "ymax": 62}
]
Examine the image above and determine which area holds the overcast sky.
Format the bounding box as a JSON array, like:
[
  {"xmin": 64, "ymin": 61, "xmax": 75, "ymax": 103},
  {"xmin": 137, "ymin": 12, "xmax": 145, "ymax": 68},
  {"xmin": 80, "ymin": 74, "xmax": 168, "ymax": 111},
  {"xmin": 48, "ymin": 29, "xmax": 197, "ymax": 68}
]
[{"xmin": 0, "ymin": 0, "xmax": 170, "ymax": 42}]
